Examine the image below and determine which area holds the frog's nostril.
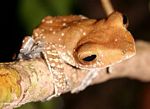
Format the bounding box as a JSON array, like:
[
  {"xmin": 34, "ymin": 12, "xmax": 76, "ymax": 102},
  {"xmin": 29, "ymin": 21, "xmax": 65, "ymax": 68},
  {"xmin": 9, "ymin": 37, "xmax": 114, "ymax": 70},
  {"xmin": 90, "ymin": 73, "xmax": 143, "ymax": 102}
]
[{"xmin": 82, "ymin": 54, "xmax": 97, "ymax": 62}]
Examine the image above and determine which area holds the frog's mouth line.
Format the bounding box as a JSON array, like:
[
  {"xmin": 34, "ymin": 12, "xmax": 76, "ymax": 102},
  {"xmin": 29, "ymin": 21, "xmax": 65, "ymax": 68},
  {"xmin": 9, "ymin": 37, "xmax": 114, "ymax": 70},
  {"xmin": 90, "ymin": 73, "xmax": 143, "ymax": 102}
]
[
  {"xmin": 63, "ymin": 60, "xmax": 104, "ymax": 72},
  {"xmin": 64, "ymin": 61, "xmax": 80, "ymax": 69}
]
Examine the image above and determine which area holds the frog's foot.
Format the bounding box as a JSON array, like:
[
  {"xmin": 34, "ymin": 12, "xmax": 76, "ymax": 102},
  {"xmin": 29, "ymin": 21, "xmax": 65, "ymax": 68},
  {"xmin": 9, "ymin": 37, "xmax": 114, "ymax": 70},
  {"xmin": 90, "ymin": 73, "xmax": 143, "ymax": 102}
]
[
  {"xmin": 18, "ymin": 36, "xmax": 35, "ymax": 59},
  {"xmin": 18, "ymin": 36, "xmax": 44, "ymax": 59}
]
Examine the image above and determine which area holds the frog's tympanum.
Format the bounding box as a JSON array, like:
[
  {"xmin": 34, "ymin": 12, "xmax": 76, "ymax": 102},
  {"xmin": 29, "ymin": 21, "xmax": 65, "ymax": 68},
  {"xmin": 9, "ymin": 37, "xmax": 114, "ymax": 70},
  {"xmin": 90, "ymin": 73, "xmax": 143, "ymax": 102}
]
[{"xmin": 18, "ymin": 11, "xmax": 136, "ymax": 99}]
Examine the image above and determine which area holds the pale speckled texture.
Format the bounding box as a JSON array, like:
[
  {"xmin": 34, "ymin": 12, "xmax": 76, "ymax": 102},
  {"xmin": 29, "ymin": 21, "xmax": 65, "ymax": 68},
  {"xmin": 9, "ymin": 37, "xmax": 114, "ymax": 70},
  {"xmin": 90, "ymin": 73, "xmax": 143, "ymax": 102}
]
[{"xmin": 18, "ymin": 11, "xmax": 136, "ymax": 99}]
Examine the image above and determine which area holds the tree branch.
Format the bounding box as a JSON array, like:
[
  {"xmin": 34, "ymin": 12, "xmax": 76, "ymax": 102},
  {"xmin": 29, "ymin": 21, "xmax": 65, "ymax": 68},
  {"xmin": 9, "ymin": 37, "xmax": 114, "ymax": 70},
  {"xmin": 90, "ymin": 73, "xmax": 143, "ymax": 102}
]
[
  {"xmin": 0, "ymin": 40, "xmax": 150, "ymax": 109},
  {"xmin": 93, "ymin": 40, "xmax": 150, "ymax": 84}
]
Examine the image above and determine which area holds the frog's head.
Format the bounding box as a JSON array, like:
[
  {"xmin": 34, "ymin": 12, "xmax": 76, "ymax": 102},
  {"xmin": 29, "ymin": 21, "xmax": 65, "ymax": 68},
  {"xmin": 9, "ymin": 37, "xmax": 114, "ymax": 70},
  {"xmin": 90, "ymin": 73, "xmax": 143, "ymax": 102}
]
[
  {"xmin": 31, "ymin": 12, "xmax": 135, "ymax": 70},
  {"xmin": 62, "ymin": 11, "xmax": 136, "ymax": 69}
]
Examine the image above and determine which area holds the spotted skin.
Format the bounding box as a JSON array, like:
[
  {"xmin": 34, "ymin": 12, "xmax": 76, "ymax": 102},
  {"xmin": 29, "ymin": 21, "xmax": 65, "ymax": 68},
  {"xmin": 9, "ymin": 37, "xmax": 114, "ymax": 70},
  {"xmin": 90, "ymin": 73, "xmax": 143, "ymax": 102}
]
[
  {"xmin": 18, "ymin": 12, "xmax": 136, "ymax": 99},
  {"xmin": 41, "ymin": 42, "xmax": 71, "ymax": 99},
  {"xmin": 19, "ymin": 38, "xmax": 71, "ymax": 99}
]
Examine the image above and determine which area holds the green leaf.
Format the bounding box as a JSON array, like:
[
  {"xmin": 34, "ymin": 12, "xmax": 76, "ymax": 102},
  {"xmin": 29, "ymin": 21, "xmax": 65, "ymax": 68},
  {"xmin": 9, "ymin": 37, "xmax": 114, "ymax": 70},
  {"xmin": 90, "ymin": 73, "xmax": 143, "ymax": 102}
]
[{"xmin": 17, "ymin": 0, "xmax": 74, "ymax": 34}]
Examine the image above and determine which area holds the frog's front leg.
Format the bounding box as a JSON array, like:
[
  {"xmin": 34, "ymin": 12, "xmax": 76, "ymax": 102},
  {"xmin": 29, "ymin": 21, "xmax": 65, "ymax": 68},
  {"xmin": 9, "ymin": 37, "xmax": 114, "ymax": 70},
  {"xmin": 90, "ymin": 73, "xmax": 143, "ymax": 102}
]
[
  {"xmin": 18, "ymin": 36, "xmax": 35, "ymax": 59},
  {"xmin": 71, "ymin": 69, "xmax": 100, "ymax": 93},
  {"xmin": 41, "ymin": 44, "xmax": 70, "ymax": 100},
  {"xmin": 18, "ymin": 36, "xmax": 44, "ymax": 59}
]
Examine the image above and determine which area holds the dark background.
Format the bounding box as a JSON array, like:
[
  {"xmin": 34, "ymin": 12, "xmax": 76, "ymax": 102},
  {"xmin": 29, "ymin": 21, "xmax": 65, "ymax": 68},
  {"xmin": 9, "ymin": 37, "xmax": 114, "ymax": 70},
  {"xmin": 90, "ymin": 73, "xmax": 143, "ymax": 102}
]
[
  {"xmin": 0, "ymin": 0, "xmax": 149, "ymax": 109},
  {"xmin": 0, "ymin": 0, "xmax": 149, "ymax": 61}
]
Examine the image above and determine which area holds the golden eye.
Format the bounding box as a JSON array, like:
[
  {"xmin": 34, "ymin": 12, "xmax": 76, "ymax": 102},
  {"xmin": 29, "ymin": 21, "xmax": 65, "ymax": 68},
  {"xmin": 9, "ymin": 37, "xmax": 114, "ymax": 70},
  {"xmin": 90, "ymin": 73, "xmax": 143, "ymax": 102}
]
[{"xmin": 82, "ymin": 54, "xmax": 97, "ymax": 62}]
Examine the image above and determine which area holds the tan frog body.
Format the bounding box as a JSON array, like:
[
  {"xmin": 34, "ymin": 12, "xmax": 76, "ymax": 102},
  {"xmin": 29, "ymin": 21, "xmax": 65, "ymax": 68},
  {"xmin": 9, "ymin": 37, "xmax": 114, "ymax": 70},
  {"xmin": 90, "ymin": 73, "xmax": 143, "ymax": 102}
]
[{"xmin": 18, "ymin": 11, "xmax": 136, "ymax": 100}]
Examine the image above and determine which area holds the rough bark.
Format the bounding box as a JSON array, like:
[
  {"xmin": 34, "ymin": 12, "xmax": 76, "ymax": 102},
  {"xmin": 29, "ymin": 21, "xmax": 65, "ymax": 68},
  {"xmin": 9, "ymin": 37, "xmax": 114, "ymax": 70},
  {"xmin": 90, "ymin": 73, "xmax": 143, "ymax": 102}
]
[{"xmin": 0, "ymin": 40, "xmax": 149, "ymax": 109}]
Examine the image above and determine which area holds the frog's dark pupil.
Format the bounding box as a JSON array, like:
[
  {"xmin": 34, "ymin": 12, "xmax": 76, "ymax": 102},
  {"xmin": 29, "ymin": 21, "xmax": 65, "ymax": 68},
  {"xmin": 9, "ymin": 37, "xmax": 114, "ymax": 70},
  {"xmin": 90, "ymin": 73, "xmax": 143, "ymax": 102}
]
[
  {"xmin": 82, "ymin": 55, "xmax": 96, "ymax": 62},
  {"xmin": 123, "ymin": 14, "xmax": 128, "ymax": 25}
]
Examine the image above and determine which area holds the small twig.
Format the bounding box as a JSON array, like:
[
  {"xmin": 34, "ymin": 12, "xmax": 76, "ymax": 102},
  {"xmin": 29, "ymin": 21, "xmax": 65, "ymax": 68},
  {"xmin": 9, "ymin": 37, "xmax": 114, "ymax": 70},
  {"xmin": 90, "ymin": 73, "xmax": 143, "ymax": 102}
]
[{"xmin": 100, "ymin": 0, "xmax": 114, "ymax": 16}]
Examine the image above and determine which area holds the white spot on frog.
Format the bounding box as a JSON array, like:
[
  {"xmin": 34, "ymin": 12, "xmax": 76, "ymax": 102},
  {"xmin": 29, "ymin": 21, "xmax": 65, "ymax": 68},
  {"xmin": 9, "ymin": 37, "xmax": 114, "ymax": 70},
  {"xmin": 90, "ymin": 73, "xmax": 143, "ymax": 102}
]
[
  {"xmin": 46, "ymin": 20, "xmax": 53, "ymax": 24},
  {"xmin": 83, "ymin": 32, "xmax": 86, "ymax": 36},
  {"xmin": 52, "ymin": 31, "xmax": 56, "ymax": 34},
  {"xmin": 61, "ymin": 33, "xmax": 64, "ymax": 36},
  {"xmin": 51, "ymin": 63, "xmax": 56, "ymax": 67}
]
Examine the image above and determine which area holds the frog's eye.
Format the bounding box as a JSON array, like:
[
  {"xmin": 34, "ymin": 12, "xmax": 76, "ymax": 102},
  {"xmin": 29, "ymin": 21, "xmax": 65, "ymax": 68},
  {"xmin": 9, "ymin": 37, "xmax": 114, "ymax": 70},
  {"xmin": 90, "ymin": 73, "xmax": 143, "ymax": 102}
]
[
  {"xmin": 122, "ymin": 14, "xmax": 129, "ymax": 27},
  {"xmin": 75, "ymin": 43, "xmax": 98, "ymax": 64},
  {"xmin": 82, "ymin": 54, "xmax": 97, "ymax": 62}
]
